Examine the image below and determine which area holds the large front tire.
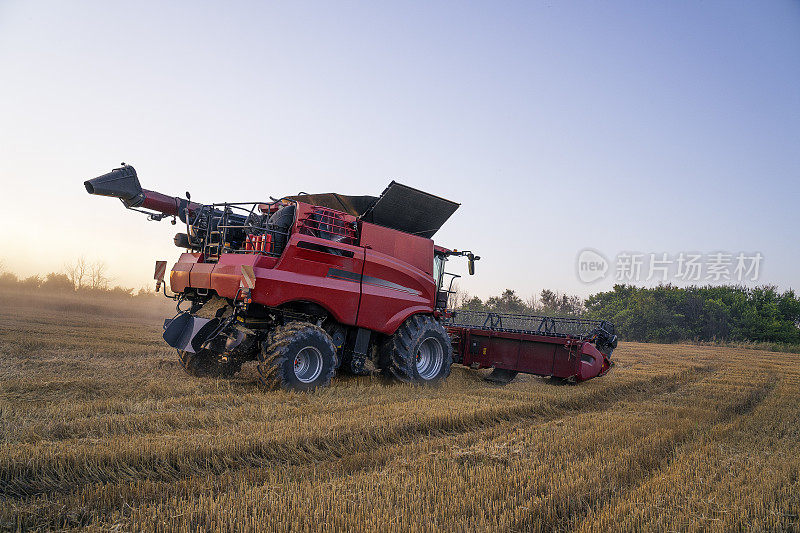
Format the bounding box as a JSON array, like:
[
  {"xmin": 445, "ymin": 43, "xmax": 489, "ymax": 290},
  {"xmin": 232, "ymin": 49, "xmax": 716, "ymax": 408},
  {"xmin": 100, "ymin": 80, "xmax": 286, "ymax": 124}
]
[
  {"xmin": 258, "ymin": 322, "xmax": 337, "ymax": 391},
  {"xmin": 379, "ymin": 315, "xmax": 452, "ymax": 384}
]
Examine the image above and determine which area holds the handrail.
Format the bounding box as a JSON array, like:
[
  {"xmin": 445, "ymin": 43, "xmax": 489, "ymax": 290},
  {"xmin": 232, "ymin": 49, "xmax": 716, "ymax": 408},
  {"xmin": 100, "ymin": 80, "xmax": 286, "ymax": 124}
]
[{"xmin": 186, "ymin": 200, "xmax": 296, "ymax": 260}]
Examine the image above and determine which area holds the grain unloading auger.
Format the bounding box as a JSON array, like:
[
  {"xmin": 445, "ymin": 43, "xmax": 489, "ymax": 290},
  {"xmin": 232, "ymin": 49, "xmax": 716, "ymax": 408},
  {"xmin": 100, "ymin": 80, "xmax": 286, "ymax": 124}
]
[{"xmin": 85, "ymin": 164, "xmax": 617, "ymax": 391}]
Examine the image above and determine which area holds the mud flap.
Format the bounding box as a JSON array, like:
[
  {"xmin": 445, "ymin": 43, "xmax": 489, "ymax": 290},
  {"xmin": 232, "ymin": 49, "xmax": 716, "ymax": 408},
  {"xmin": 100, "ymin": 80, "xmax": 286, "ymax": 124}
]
[{"xmin": 163, "ymin": 312, "xmax": 214, "ymax": 353}]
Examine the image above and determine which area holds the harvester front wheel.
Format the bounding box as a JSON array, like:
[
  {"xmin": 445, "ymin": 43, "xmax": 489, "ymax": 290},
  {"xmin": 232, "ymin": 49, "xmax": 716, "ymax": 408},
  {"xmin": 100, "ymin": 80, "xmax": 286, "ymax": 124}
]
[
  {"xmin": 258, "ymin": 322, "xmax": 337, "ymax": 391},
  {"xmin": 380, "ymin": 315, "xmax": 452, "ymax": 384}
]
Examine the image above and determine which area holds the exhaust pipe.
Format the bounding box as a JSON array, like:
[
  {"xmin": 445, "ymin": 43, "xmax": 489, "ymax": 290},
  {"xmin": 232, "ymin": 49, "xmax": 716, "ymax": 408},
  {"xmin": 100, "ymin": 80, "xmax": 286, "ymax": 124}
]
[{"xmin": 84, "ymin": 165, "xmax": 145, "ymax": 208}]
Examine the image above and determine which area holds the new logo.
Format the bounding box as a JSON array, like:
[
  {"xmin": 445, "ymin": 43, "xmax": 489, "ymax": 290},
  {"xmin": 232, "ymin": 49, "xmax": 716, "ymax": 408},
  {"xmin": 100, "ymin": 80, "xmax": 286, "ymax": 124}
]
[{"xmin": 577, "ymin": 249, "xmax": 609, "ymax": 283}]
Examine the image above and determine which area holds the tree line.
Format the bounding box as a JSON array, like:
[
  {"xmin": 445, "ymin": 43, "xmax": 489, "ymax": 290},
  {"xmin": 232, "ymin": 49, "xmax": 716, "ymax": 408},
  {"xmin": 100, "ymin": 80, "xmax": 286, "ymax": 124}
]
[
  {"xmin": 0, "ymin": 258, "xmax": 154, "ymax": 297},
  {"xmin": 452, "ymin": 287, "xmax": 585, "ymax": 317},
  {"xmin": 453, "ymin": 284, "xmax": 800, "ymax": 346},
  {"xmin": 584, "ymin": 284, "xmax": 800, "ymax": 345}
]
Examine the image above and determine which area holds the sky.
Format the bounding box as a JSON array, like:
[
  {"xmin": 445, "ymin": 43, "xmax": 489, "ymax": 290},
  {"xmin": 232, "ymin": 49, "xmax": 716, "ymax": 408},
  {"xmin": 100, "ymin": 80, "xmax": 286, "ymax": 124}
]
[{"xmin": 1, "ymin": 1, "xmax": 798, "ymax": 299}]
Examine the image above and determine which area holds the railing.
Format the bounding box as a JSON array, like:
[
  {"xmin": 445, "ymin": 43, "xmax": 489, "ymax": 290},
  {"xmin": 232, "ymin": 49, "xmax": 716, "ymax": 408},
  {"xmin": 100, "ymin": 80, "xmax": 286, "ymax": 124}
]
[
  {"xmin": 444, "ymin": 309, "xmax": 614, "ymax": 340},
  {"xmin": 187, "ymin": 201, "xmax": 293, "ymax": 260}
]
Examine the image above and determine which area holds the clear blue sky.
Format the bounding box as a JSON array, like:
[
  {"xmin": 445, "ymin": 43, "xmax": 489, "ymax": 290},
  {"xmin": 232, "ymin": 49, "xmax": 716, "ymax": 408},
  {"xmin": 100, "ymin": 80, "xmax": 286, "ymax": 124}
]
[{"xmin": 1, "ymin": 1, "xmax": 798, "ymax": 298}]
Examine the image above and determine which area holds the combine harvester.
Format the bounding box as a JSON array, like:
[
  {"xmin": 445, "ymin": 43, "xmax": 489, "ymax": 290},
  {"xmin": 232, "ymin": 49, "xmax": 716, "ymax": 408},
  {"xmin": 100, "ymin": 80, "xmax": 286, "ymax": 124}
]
[{"xmin": 84, "ymin": 164, "xmax": 617, "ymax": 390}]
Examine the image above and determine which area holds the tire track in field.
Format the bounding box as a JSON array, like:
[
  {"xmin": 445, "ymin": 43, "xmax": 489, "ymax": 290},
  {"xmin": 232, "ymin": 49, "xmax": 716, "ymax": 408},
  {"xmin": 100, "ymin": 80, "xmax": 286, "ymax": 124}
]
[
  {"xmin": 508, "ymin": 375, "xmax": 778, "ymax": 533},
  {"xmin": 0, "ymin": 366, "xmax": 712, "ymax": 502},
  {"xmin": 577, "ymin": 378, "xmax": 781, "ymax": 532}
]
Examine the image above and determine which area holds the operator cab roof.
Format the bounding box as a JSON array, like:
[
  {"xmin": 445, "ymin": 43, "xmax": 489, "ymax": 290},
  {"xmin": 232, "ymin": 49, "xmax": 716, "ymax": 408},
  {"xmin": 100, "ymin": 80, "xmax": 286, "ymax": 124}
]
[{"xmin": 288, "ymin": 181, "xmax": 460, "ymax": 239}]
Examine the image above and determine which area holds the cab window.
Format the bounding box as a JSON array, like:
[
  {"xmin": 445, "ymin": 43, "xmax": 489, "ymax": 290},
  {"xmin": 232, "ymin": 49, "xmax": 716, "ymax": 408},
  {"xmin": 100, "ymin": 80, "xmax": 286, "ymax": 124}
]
[{"xmin": 433, "ymin": 254, "xmax": 446, "ymax": 291}]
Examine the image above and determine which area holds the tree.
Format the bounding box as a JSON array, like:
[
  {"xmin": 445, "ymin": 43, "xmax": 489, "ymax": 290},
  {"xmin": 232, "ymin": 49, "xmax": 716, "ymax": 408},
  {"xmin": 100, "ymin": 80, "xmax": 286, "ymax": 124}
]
[
  {"xmin": 89, "ymin": 261, "xmax": 110, "ymax": 290},
  {"xmin": 0, "ymin": 271, "xmax": 18, "ymax": 287},
  {"xmin": 534, "ymin": 289, "xmax": 584, "ymax": 317},
  {"xmin": 700, "ymin": 298, "xmax": 731, "ymax": 340},
  {"xmin": 19, "ymin": 275, "xmax": 41, "ymax": 290},
  {"xmin": 41, "ymin": 272, "xmax": 74, "ymax": 292},
  {"xmin": 136, "ymin": 286, "xmax": 156, "ymax": 297},
  {"xmin": 106, "ymin": 285, "xmax": 134, "ymax": 298},
  {"xmin": 486, "ymin": 289, "xmax": 528, "ymax": 314},
  {"xmin": 0, "ymin": 259, "xmax": 15, "ymax": 287},
  {"xmin": 65, "ymin": 257, "xmax": 88, "ymax": 290},
  {"xmin": 462, "ymin": 295, "xmax": 486, "ymax": 311}
]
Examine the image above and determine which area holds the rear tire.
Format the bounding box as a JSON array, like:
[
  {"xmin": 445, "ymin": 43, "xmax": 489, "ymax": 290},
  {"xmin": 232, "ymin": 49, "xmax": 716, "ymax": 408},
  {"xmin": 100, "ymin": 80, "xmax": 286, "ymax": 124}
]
[
  {"xmin": 379, "ymin": 315, "xmax": 452, "ymax": 384},
  {"xmin": 258, "ymin": 322, "xmax": 337, "ymax": 391}
]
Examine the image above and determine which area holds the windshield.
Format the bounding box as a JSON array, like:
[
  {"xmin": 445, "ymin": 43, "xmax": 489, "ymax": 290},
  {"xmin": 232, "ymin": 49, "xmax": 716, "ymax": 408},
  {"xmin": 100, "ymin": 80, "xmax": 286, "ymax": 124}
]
[{"xmin": 433, "ymin": 255, "xmax": 446, "ymax": 291}]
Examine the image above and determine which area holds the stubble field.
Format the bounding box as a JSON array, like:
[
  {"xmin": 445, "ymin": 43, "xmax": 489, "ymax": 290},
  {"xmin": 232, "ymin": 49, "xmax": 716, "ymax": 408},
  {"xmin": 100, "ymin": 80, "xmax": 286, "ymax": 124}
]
[{"xmin": 0, "ymin": 289, "xmax": 798, "ymax": 532}]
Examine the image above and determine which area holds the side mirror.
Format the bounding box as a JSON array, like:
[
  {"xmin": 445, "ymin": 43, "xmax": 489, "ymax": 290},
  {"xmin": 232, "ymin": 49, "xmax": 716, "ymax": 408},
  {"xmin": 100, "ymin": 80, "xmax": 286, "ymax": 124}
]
[
  {"xmin": 467, "ymin": 253, "xmax": 480, "ymax": 275},
  {"xmin": 452, "ymin": 249, "xmax": 480, "ymax": 275}
]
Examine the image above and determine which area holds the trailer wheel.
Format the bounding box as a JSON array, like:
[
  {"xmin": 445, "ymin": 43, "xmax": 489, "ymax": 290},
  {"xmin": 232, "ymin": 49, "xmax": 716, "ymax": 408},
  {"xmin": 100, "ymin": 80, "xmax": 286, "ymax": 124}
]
[
  {"xmin": 380, "ymin": 315, "xmax": 452, "ymax": 384},
  {"xmin": 177, "ymin": 349, "xmax": 240, "ymax": 378},
  {"xmin": 258, "ymin": 322, "xmax": 337, "ymax": 391}
]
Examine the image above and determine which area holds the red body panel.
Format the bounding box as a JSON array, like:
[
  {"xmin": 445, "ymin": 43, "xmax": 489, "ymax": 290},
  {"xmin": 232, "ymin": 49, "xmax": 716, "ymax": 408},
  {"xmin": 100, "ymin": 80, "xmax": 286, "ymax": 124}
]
[
  {"xmin": 211, "ymin": 254, "xmax": 277, "ymax": 299},
  {"xmin": 360, "ymin": 222, "xmax": 434, "ymax": 275},
  {"xmin": 357, "ymin": 248, "xmax": 436, "ymax": 334},
  {"xmin": 575, "ymin": 342, "xmax": 610, "ymax": 381},
  {"xmin": 170, "ymin": 253, "xmax": 202, "ymax": 293},
  {"xmin": 447, "ymin": 326, "xmax": 612, "ymax": 382},
  {"xmin": 261, "ymin": 234, "xmax": 365, "ymax": 324},
  {"xmin": 189, "ymin": 262, "xmax": 214, "ymax": 289}
]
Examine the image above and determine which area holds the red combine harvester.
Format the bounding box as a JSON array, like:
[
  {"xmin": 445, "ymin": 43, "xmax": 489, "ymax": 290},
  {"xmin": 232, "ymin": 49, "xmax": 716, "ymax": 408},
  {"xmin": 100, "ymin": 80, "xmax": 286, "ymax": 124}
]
[{"xmin": 84, "ymin": 164, "xmax": 617, "ymax": 391}]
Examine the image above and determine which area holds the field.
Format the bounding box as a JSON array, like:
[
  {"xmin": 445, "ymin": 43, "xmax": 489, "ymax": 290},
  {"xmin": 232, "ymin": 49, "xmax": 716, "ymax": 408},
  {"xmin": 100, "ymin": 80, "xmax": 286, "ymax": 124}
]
[{"xmin": 1, "ymin": 289, "xmax": 799, "ymax": 532}]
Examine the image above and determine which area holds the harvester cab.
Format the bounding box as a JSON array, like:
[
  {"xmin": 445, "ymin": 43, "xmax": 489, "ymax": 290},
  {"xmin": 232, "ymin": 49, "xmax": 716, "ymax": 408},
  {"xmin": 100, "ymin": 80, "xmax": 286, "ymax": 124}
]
[{"xmin": 85, "ymin": 164, "xmax": 615, "ymax": 391}]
